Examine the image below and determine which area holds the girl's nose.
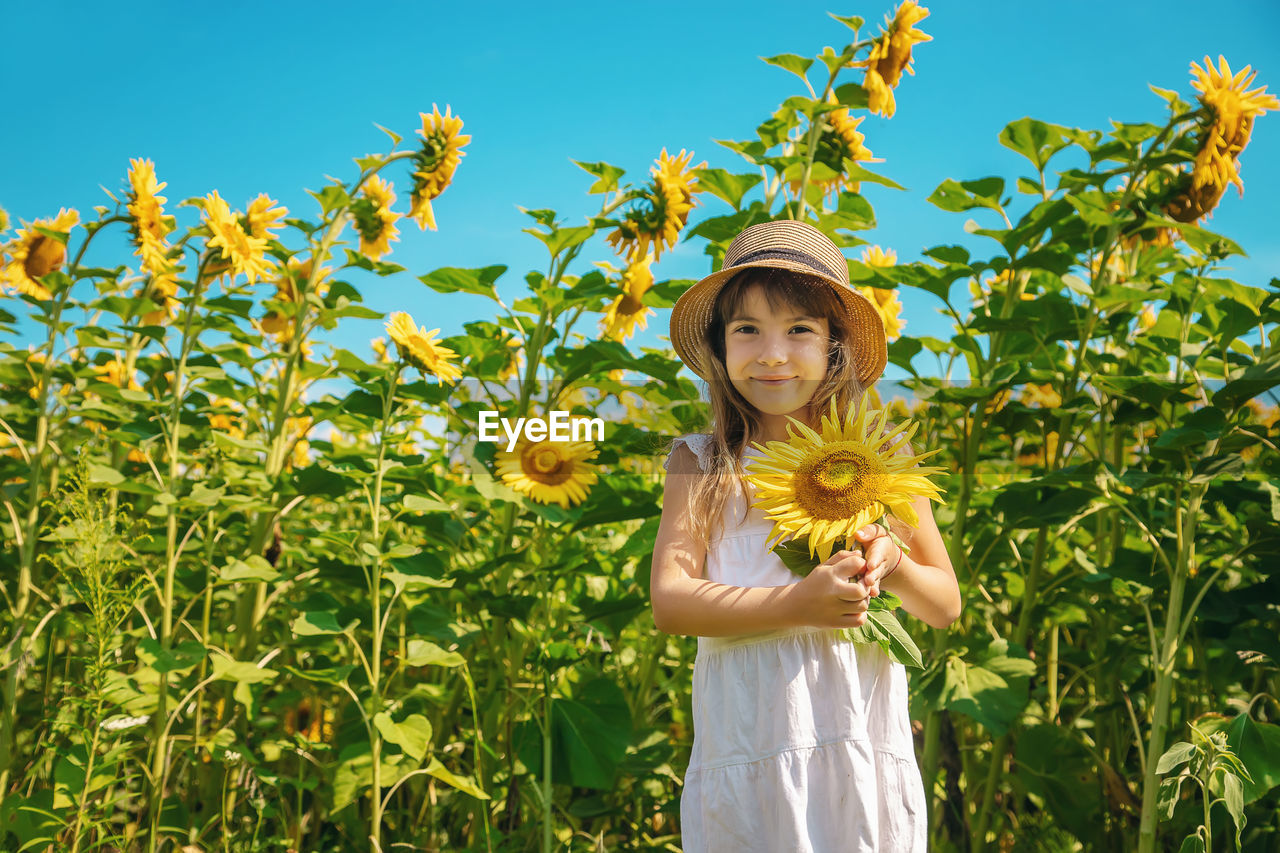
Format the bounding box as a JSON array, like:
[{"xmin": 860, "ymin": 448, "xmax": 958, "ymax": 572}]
[{"xmin": 758, "ymin": 333, "xmax": 788, "ymax": 364}]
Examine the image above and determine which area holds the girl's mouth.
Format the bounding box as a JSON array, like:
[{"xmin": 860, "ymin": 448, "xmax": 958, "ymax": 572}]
[{"xmin": 754, "ymin": 377, "xmax": 794, "ymax": 386}]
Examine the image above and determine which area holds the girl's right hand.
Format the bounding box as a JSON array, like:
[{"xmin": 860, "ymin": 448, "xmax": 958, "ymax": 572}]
[{"xmin": 790, "ymin": 549, "xmax": 872, "ymax": 629}]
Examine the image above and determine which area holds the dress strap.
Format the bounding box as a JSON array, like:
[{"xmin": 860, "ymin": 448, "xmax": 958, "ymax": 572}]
[{"xmin": 663, "ymin": 433, "xmax": 714, "ymax": 473}]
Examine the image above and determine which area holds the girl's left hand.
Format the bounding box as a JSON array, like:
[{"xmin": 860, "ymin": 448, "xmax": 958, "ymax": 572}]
[{"xmin": 852, "ymin": 523, "xmax": 902, "ymax": 597}]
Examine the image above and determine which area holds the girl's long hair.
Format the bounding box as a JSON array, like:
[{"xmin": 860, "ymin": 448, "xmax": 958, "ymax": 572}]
[{"xmin": 677, "ymin": 267, "xmax": 870, "ymax": 548}]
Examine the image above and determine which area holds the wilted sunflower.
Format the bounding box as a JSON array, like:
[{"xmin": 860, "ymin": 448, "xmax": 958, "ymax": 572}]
[
  {"xmin": 852, "ymin": 0, "xmax": 932, "ymax": 118},
  {"xmin": 495, "ymin": 436, "xmax": 599, "ymax": 508},
  {"xmin": 202, "ymin": 191, "xmax": 273, "ymax": 284},
  {"xmin": 606, "ymin": 149, "xmax": 705, "ymax": 261},
  {"xmin": 385, "ymin": 311, "xmax": 463, "ymax": 383},
  {"xmin": 0, "ymin": 208, "xmax": 80, "ymax": 300},
  {"xmin": 1168, "ymin": 55, "xmax": 1278, "ymax": 222},
  {"xmin": 352, "ymin": 175, "xmax": 400, "ymax": 261},
  {"xmin": 245, "ymin": 193, "xmax": 288, "ymax": 242},
  {"xmin": 745, "ymin": 393, "xmax": 945, "ymax": 562},
  {"xmin": 409, "ymin": 104, "xmax": 471, "ymax": 231},
  {"xmin": 599, "ymin": 253, "xmax": 655, "ymax": 342}
]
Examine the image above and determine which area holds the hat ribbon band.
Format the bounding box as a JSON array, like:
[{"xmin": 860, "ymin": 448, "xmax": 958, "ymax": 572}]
[{"xmin": 730, "ymin": 247, "xmax": 840, "ymax": 280}]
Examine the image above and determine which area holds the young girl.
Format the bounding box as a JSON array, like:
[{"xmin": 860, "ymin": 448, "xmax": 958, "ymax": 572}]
[{"xmin": 651, "ymin": 220, "xmax": 961, "ymax": 852}]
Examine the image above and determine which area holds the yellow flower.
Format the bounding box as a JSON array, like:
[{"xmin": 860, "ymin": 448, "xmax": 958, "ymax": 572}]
[
  {"xmin": 0, "ymin": 206, "xmax": 8, "ymax": 233},
  {"xmin": 1017, "ymin": 431, "xmax": 1060, "ymax": 467},
  {"xmin": 202, "ymin": 191, "xmax": 273, "ymax": 284},
  {"xmin": 209, "ymin": 396, "xmax": 246, "ymax": 441},
  {"xmin": 861, "ymin": 246, "xmax": 897, "ymax": 267},
  {"xmin": 607, "ymin": 149, "xmax": 705, "ymax": 262},
  {"xmin": 352, "ymin": 175, "xmax": 400, "ymax": 261},
  {"xmin": 856, "ymin": 284, "xmax": 905, "ymax": 341},
  {"xmin": 600, "ymin": 254, "xmax": 655, "ymax": 342},
  {"xmin": 245, "ymin": 194, "xmax": 288, "ymax": 241},
  {"xmin": 983, "ymin": 388, "xmax": 1012, "ymax": 415},
  {"xmin": 91, "ymin": 356, "xmax": 144, "ymax": 392},
  {"xmin": 983, "ymin": 269, "xmax": 1036, "ymax": 299},
  {"xmin": 261, "ymin": 255, "xmax": 331, "ymax": 342},
  {"xmin": 139, "ymin": 275, "xmax": 180, "ymax": 326},
  {"xmin": 370, "ymin": 336, "xmax": 391, "ymax": 364},
  {"xmin": 852, "ymin": 1, "xmax": 932, "ymax": 118},
  {"xmin": 1169, "ymin": 56, "xmax": 1278, "ymax": 222},
  {"xmin": 126, "ymin": 158, "xmax": 172, "ymax": 275},
  {"xmin": 1138, "ymin": 305, "xmax": 1157, "ymax": 331},
  {"xmin": 1021, "ymin": 383, "xmax": 1061, "ymax": 408},
  {"xmin": 409, "ymin": 104, "xmax": 471, "ymax": 231},
  {"xmin": 0, "ymin": 208, "xmax": 80, "ymax": 300},
  {"xmin": 495, "ymin": 436, "xmax": 600, "ymax": 508},
  {"xmin": 745, "ymin": 392, "xmax": 946, "ymax": 562},
  {"xmin": 793, "ymin": 103, "xmax": 882, "ymax": 200},
  {"xmin": 385, "ymin": 312, "xmax": 463, "ymax": 383}
]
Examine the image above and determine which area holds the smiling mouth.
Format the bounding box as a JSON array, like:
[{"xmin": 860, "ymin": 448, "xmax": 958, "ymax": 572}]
[{"xmin": 753, "ymin": 377, "xmax": 794, "ymax": 385}]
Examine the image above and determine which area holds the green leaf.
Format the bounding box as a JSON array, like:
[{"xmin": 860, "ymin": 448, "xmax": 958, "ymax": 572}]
[
  {"xmin": 999, "ymin": 118, "xmax": 1075, "ymax": 171},
  {"xmin": 219, "ymin": 555, "xmax": 279, "ymax": 583},
  {"xmin": 771, "ymin": 539, "xmax": 820, "ymax": 577},
  {"xmin": 761, "ymin": 53, "xmax": 813, "ymax": 82},
  {"xmin": 403, "ymin": 639, "xmax": 465, "ymax": 668},
  {"xmin": 86, "ymin": 464, "xmax": 124, "ymax": 486},
  {"xmin": 374, "ymin": 712, "xmax": 433, "ymax": 762},
  {"xmin": 281, "ymin": 664, "xmax": 355, "ymax": 686},
  {"xmin": 572, "ymin": 160, "xmax": 626, "ymax": 195},
  {"xmin": 692, "ymin": 168, "xmax": 763, "ymax": 210},
  {"xmin": 1177, "ymin": 834, "xmax": 1206, "ymax": 853},
  {"xmin": 927, "ymin": 177, "xmax": 1005, "ymax": 213},
  {"xmin": 829, "ymin": 12, "xmax": 864, "ymax": 30},
  {"xmin": 864, "ymin": 609, "xmax": 923, "ymax": 669},
  {"xmin": 292, "ymin": 610, "xmax": 357, "ymax": 636},
  {"xmin": 525, "ymin": 224, "xmax": 594, "ymax": 259},
  {"xmin": 1156, "ymin": 741, "xmax": 1197, "ymax": 774},
  {"xmin": 418, "ymin": 265, "xmax": 506, "ymax": 301},
  {"xmin": 1223, "ymin": 772, "xmax": 1246, "ymax": 850},
  {"xmin": 935, "ymin": 640, "xmax": 1035, "ymax": 734},
  {"xmin": 210, "ymin": 655, "xmax": 278, "ymax": 685},
  {"xmin": 1200, "ymin": 713, "xmax": 1280, "ymax": 804},
  {"xmin": 137, "ymin": 639, "xmax": 207, "ymax": 675},
  {"xmin": 424, "ymin": 756, "xmax": 489, "ymax": 799},
  {"xmin": 515, "ymin": 677, "xmax": 632, "ymax": 790}
]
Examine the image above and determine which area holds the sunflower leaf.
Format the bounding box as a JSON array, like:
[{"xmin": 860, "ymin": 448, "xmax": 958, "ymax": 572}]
[
  {"xmin": 865, "ymin": 609, "xmax": 924, "ymax": 669},
  {"xmin": 771, "ymin": 539, "xmax": 819, "ymax": 577}
]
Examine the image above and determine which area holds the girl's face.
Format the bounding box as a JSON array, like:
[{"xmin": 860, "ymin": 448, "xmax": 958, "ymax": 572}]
[{"xmin": 722, "ymin": 282, "xmax": 831, "ymax": 440}]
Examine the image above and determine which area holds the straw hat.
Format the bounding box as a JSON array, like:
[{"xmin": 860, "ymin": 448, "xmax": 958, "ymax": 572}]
[{"xmin": 669, "ymin": 220, "xmax": 887, "ymax": 385}]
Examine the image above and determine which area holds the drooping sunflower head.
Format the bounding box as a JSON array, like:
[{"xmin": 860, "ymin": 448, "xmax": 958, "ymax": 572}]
[
  {"xmin": 851, "ymin": 1, "xmax": 931, "ymax": 118},
  {"xmin": 495, "ymin": 436, "xmax": 599, "ymax": 509},
  {"xmin": 606, "ymin": 149, "xmax": 705, "ymax": 261},
  {"xmin": 385, "ymin": 311, "xmax": 463, "ymax": 383},
  {"xmin": 0, "ymin": 208, "xmax": 80, "ymax": 300},
  {"xmin": 126, "ymin": 158, "xmax": 172, "ymax": 273},
  {"xmin": 245, "ymin": 194, "xmax": 289, "ymax": 242},
  {"xmin": 409, "ymin": 104, "xmax": 471, "ymax": 232},
  {"xmin": 745, "ymin": 392, "xmax": 945, "ymax": 561},
  {"xmin": 599, "ymin": 253, "xmax": 655, "ymax": 342},
  {"xmin": 794, "ymin": 103, "xmax": 883, "ymax": 200},
  {"xmin": 352, "ymin": 175, "xmax": 400, "ymax": 261}
]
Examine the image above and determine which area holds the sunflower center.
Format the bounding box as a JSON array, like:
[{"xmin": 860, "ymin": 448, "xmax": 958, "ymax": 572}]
[
  {"xmin": 524, "ymin": 446, "xmax": 573, "ymax": 486},
  {"xmin": 25, "ymin": 236, "xmax": 66, "ymax": 279},
  {"xmin": 791, "ymin": 444, "xmax": 887, "ymax": 521},
  {"xmin": 618, "ymin": 294, "xmax": 644, "ymax": 316}
]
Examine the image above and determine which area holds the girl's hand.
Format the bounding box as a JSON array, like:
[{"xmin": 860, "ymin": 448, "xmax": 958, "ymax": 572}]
[
  {"xmin": 791, "ymin": 549, "xmax": 872, "ymax": 629},
  {"xmin": 853, "ymin": 523, "xmax": 902, "ymax": 598}
]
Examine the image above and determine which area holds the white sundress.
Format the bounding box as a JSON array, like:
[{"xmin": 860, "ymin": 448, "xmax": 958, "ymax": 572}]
[{"xmin": 663, "ymin": 433, "xmax": 928, "ymax": 853}]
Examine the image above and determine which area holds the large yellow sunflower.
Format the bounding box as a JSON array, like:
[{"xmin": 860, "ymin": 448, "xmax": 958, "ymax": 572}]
[
  {"xmin": 409, "ymin": 104, "xmax": 471, "ymax": 231},
  {"xmin": 0, "ymin": 208, "xmax": 80, "ymax": 300},
  {"xmin": 385, "ymin": 311, "xmax": 463, "ymax": 383},
  {"xmin": 495, "ymin": 436, "xmax": 599, "ymax": 508},
  {"xmin": 599, "ymin": 253, "xmax": 655, "ymax": 342},
  {"xmin": 852, "ymin": 1, "xmax": 932, "ymax": 118},
  {"xmin": 606, "ymin": 148, "xmax": 704, "ymax": 261},
  {"xmin": 745, "ymin": 393, "xmax": 945, "ymax": 562},
  {"xmin": 202, "ymin": 191, "xmax": 273, "ymax": 283},
  {"xmin": 353, "ymin": 175, "xmax": 400, "ymax": 261}
]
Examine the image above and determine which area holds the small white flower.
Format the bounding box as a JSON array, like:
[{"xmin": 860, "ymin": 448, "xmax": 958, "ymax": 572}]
[{"xmin": 100, "ymin": 714, "xmax": 150, "ymax": 732}]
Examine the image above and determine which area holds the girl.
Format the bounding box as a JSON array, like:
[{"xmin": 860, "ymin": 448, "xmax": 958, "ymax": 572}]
[{"xmin": 650, "ymin": 220, "xmax": 960, "ymax": 852}]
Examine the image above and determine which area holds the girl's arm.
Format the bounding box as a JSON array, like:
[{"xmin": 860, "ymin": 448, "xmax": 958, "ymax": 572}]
[
  {"xmin": 880, "ymin": 493, "xmax": 962, "ymax": 630},
  {"xmin": 650, "ymin": 443, "xmax": 809, "ymax": 637}
]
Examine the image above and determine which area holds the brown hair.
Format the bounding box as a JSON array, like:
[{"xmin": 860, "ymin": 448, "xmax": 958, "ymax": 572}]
[{"xmin": 674, "ymin": 268, "xmax": 870, "ymax": 548}]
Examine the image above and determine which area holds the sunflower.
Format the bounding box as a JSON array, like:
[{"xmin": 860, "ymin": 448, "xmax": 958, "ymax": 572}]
[
  {"xmin": 91, "ymin": 356, "xmax": 144, "ymax": 392},
  {"xmin": 208, "ymin": 396, "xmax": 246, "ymax": 441},
  {"xmin": 409, "ymin": 104, "xmax": 471, "ymax": 231},
  {"xmin": 245, "ymin": 194, "xmax": 289, "ymax": 241},
  {"xmin": 1020, "ymin": 382, "xmax": 1061, "ymax": 408},
  {"xmin": 0, "ymin": 206, "xmax": 8, "ymax": 234},
  {"xmin": 0, "ymin": 208, "xmax": 80, "ymax": 300},
  {"xmin": 861, "ymin": 245, "xmax": 896, "ymax": 267},
  {"xmin": 495, "ymin": 436, "xmax": 599, "ymax": 508},
  {"xmin": 126, "ymin": 158, "xmax": 172, "ymax": 272},
  {"xmin": 370, "ymin": 336, "xmax": 392, "ymax": 364},
  {"xmin": 202, "ymin": 191, "xmax": 273, "ymax": 283},
  {"xmin": 385, "ymin": 311, "xmax": 463, "ymax": 383},
  {"xmin": 745, "ymin": 392, "xmax": 945, "ymax": 562},
  {"xmin": 852, "ymin": 1, "xmax": 932, "ymax": 118},
  {"xmin": 794, "ymin": 104, "xmax": 882, "ymax": 200},
  {"xmin": 599, "ymin": 253, "xmax": 655, "ymax": 342},
  {"xmin": 855, "ymin": 246, "xmax": 905, "ymax": 340},
  {"xmin": 1168, "ymin": 56, "xmax": 1278, "ymax": 222},
  {"xmin": 606, "ymin": 149, "xmax": 705, "ymax": 261},
  {"xmin": 261, "ymin": 255, "xmax": 331, "ymax": 342},
  {"xmin": 352, "ymin": 175, "xmax": 400, "ymax": 261}
]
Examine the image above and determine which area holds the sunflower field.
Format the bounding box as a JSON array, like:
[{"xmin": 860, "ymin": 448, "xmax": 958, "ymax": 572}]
[{"xmin": 2, "ymin": 4, "xmax": 1279, "ymax": 852}]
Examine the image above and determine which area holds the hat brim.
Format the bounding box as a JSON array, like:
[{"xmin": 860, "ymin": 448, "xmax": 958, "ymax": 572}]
[{"xmin": 669, "ymin": 258, "xmax": 888, "ymax": 386}]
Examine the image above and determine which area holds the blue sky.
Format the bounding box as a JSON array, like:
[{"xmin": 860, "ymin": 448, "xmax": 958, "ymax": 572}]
[{"xmin": 3, "ymin": 0, "xmax": 1278, "ymax": 385}]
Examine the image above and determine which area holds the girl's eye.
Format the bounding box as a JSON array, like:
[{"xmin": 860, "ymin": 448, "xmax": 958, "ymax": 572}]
[
  {"xmin": 791, "ymin": 325, "xmax": 815, "ymax": 334},
  {"xmin": 732, "ymin": 325, "xmax": 756, "ymax": 334}
]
